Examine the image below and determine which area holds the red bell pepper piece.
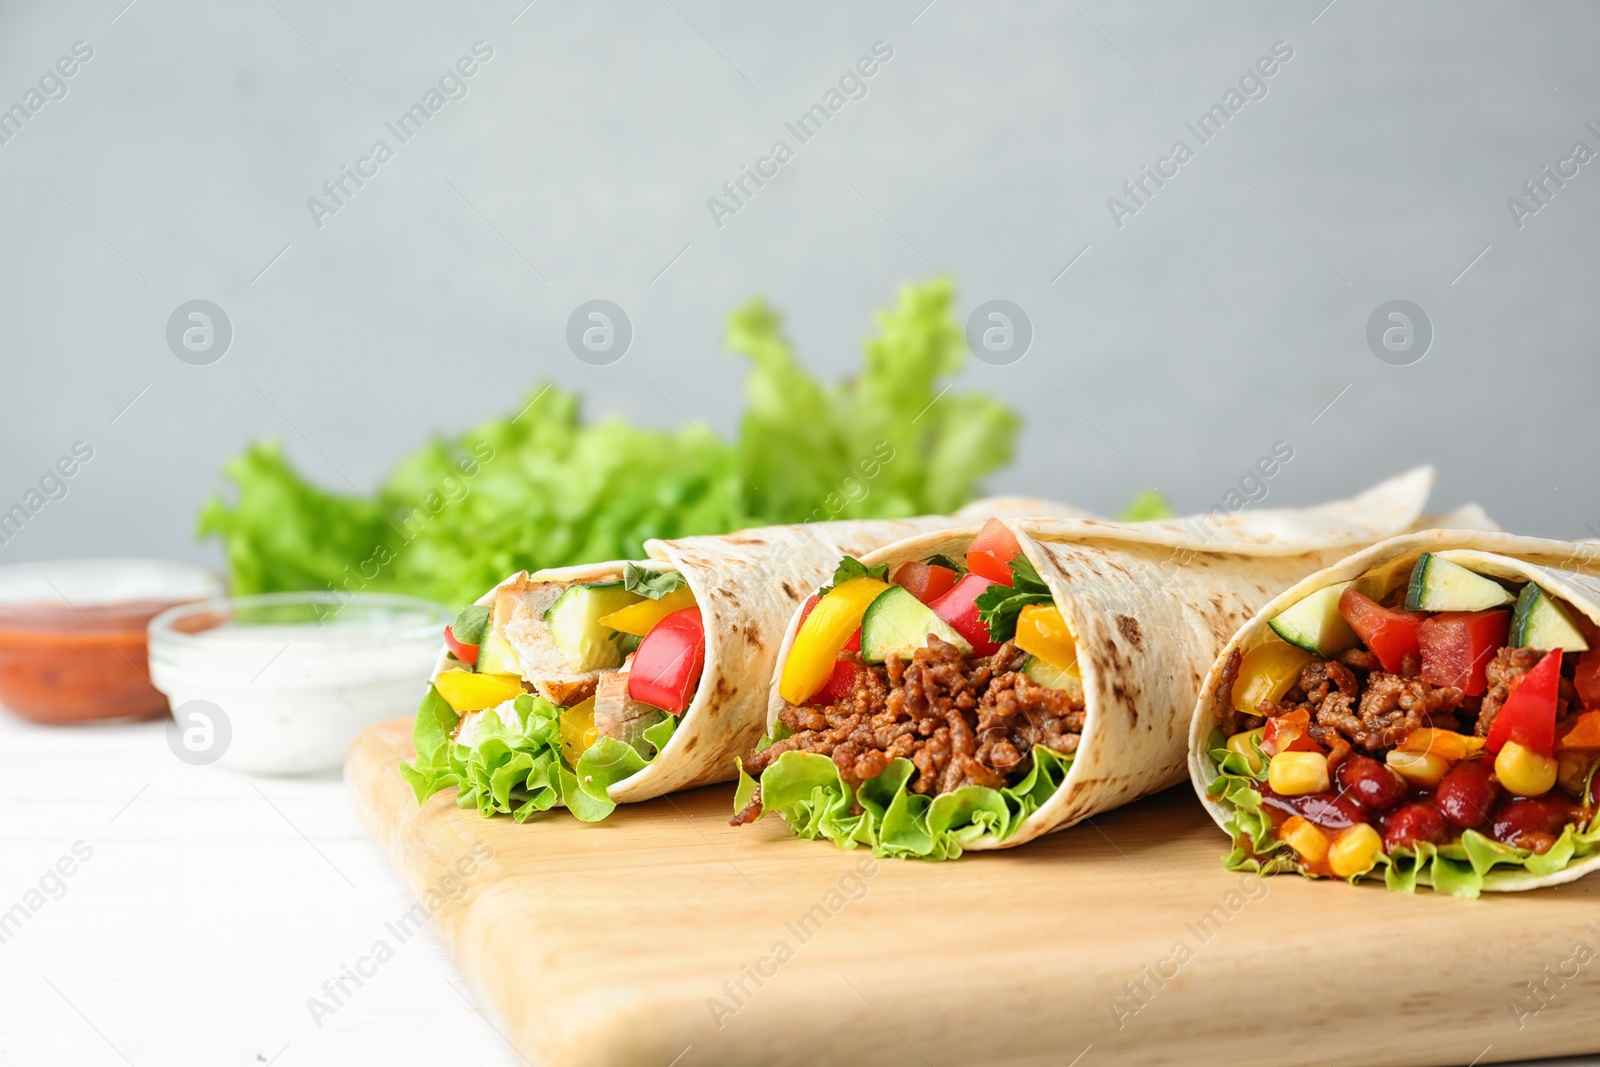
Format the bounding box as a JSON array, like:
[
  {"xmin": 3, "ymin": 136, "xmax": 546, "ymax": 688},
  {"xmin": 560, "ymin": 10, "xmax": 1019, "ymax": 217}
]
[
  {"xmin": 627, "ymin": 608, "xmax": 706, "ymax": 715},
  {"xmin": 966, "ymin": 518, "xmax": 1022, "ymax": 586},
  {"xmin": 1484, "ymin": 648, "xmax": 1563, "ymax": 756},
  {"xmin": 797, "ymin": 593, "xmax": 859, "ymax": 652},
  {"xmin": 891, "ymin": 561, "xmax": 960, "ymax": 606},
  {"xmin": 929, "ymin": 573, "xmax": 1002, "ymax": 656},
  {"xmin": 1337, "ymin": 588, "xmax": 1424, "ymax": 674},
  {"xmin": 810, "ymin": 658, "xmax": 860, "ymax": 705},
  {"xmin": 443, "ymin": 624, "xmax": 479, "ymax": 668},
  {"xmin": 1417, "ymin": 610, "xmax": 1510, "ymax": 696},
  {"xmin": 1575, "ymin": 648, "xmax": 1600, "ymax": 712}
]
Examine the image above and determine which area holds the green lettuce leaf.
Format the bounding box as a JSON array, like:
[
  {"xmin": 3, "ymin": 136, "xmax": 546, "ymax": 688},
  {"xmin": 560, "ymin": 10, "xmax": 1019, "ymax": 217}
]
[
  {"xmin": 400, "ymin": 689, "xmax": 679, "ymax": 823},
  {"xmin": 450, "ymin": 603, "xmax": 491, "ymax": 646},
  {"xmin": 737, "ymin": 745, "xmax": 1074, "ymax": 860},
  {"xmin": 1203, "ymin": 732, "xmax": 1600, "ymax": 898},
  {"xmin": 975, "ymin": 555, "xmax": 1053, "ymax": 642},
  {"xmin": 1119, "ymin": 489, "xmax": 1173, "ymax": 522},
  {"xmin": 621, "ymin": 564, "xmax": 688, "ymax": 600},
  {"xmin": 820, "ymin": 555, "xmax": 890, "ymax": 596},
  {"xmin": 200, "ymin": 279, "xmax": 1022, "ymax": 607}
]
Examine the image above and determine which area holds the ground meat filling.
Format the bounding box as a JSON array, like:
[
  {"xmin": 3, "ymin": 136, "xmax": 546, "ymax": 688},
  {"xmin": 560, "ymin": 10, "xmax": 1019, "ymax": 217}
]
[
  {"xmin": 1256, "ymin": 654, "xmax": 1466, "ymax": 751},
  {"xmin": 1251, "ymin": 645, "xmax": 1586, "ymax": 754},
  {"xmin": 736, "ymin": 637, "xmax": 1085, "ymax": 822}
]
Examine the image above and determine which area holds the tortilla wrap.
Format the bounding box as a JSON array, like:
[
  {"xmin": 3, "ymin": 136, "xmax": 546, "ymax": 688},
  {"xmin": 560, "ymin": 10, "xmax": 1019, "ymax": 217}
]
[
  {"xmin": 404, "ymin": 506, "xmax": 1070, "ymax": 820},
  {"xmin": 744, "ymin": 467, "xmax": 1491, "ymax": 857},
  {"xmin": 1189, "ymin": 529, "xmax": 1600, "ymax": 896}
]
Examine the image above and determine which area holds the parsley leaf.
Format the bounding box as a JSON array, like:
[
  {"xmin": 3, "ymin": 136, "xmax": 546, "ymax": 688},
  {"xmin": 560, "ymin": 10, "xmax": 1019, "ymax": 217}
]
[
  {"xmin": 975, "ymin": 555, "xmax": 1053, "ymax": 642},
  {"xmin": 818, "ymin": 556, "xmax": 890, "ymax": 596},
  {"xmin": 451, "ymin": 603, "xmax": 492, "ymax": 646},
  {"xmin": 622, "ymin": 563, "xmax": 689, "ymax": 600},
  {"xmin": 921, "ymin": 553, "xmax": 966, "ymax": 574}
]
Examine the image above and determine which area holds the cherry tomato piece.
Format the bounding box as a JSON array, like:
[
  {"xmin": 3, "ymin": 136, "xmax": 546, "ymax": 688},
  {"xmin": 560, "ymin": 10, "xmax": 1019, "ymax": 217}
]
[
  {"xmin": 892, "ymin": 561, "xmax": 960, "ymax": 606},
  {"xmin": 966, "ymin": 518, "xmax": 1022, "ymax": 586}
]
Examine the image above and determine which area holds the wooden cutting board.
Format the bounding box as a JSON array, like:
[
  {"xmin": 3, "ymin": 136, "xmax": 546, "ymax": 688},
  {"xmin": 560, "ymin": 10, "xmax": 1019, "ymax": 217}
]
[{"xmin": 348, "ymin": 717, "xmax": 1600, "ymax": 1067}]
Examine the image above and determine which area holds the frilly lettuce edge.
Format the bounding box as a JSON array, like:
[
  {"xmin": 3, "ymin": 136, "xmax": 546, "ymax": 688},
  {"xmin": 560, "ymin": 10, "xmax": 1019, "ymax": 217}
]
[
  {"xmin": 734, "ymin": 745, "xmax": 1074, "ymax": 861},
  {"xmin": 400, "ymin": 687, "xmax": 677, "ymax": 823},
  {"xmin": 1203, "ymin": 729, "xmax": 1600, "ymax": 900}
]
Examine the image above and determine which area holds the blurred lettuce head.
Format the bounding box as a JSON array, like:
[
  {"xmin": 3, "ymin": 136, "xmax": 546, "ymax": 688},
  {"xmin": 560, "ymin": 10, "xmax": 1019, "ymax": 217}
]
[{"xmin": 199, "ymin": 278, "xmax": 1022, "ymax": 606}]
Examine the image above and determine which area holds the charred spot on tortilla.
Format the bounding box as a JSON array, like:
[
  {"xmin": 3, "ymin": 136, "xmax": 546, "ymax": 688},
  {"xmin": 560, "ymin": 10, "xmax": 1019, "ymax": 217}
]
[
  {"xmin": 1115, "ymin": 614, "xmax": 1144, "ymax": 650},
  {"xmin": 780, "ymin": 580, "xmax": 798, "ymax": 598},
  {"xmin": 683, "ymin": 734, "xmax": 699, "ymax": 753},
  {"xmin": 1110, "ymin": 679, "xmax": 1139, "ymax": 723}
]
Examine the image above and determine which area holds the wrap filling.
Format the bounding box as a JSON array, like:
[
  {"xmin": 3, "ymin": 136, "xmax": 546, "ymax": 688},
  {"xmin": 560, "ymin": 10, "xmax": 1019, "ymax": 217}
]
[
  {"xmin": 402, "ymin": 564, "xmax": 704, "ymax": 821},
  {"xmin": 1209, "ymin": 551, "xmax": 1600, "ymax": 896},
  {"xmin": 734, "ymin": 519, "xmax": 1084, "ymax": 857}
]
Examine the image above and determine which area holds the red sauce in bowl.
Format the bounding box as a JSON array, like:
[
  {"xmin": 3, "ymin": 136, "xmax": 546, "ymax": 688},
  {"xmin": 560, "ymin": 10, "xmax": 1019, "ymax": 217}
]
[{"xmin": 0, "ymin": 561, "xmax": 222, "ymax": 725}]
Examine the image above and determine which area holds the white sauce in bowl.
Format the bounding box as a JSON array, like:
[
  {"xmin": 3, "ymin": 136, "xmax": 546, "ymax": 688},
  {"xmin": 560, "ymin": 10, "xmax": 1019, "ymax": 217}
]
[{"xmin": 148, "ymin": 593, "xmax": 451, "ymax": 775}]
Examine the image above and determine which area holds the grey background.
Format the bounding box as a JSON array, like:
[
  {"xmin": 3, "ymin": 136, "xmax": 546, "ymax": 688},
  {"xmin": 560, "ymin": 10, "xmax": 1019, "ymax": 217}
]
[{"xmin": 1, "ymin": 0, "xmax": 1597, "ymax": 569}]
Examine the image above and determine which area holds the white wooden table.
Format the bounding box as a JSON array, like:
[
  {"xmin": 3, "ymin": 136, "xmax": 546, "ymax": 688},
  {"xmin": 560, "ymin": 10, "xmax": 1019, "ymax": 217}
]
[
  {"xmin": 1, "ymin": 707, "xmax": 1594, "ymax": 1067},
  {"xmin": 0, "ymin": 711, "xmax": 518, "ymax": 1067}
]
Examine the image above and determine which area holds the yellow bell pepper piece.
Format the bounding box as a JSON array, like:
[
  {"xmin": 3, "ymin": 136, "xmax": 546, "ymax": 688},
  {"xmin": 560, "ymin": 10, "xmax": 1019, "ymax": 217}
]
[
  {"xmin": 434, "ymin": 669, "xmax": 524, "ymax": 713},
  {"xmin": 560, "ymin": 696, "xmax": 599, "ymax": 766},
  {"xmin": 1398, "ymin": 727, "xmax": 1483, "ymax": 762},
  {"xmin": 1232, "ymin": 640, "xmax": 1314, "ymax": 714},
  {"xmin": 778, "ymin": 576, "xmax": 891, "ymax": 705},
  {"xmin": 1014, "ymin": 604, "xmax": 1076, "ymax": 670},
  {"xmin": 598, "ymin": 586, "xmax": 698, "ymax": 637}
]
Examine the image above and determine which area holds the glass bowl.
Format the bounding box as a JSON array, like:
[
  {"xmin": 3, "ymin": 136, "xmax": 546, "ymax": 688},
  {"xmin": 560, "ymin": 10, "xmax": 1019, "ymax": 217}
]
[
  {"xmin": 0, "ymin": 559, "xmax": 223, "ymax": 724},
  {"xmin": 148, "ymin": 592, "xmax": 451, "ymax": 775}
]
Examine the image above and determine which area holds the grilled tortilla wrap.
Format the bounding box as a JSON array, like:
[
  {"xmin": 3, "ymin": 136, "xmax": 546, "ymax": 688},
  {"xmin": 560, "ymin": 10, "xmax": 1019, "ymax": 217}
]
[
  {"xmin": 736, "ymin": 468, "xmax": 1484, "ymax": 858},
  {"xmin": 401, "ymin": 510, "xmax": 1056, "ymax": 822},
  {"xmin": 1190, "ymin": 530, "xmax": 1600, "ymax": 897}
]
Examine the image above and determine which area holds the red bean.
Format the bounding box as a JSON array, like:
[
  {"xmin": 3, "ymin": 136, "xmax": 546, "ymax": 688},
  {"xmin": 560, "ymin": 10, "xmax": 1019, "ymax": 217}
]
[
  {"xmin": 1382, "ymin": 802, "xmax": 1448, "ymax": 852},
  {"xmin": 1436, "ymin": 758, "xmax": 1500, "ymax": 829},
  {"xmin": 1336, "ymin": 753, "xmax": 1409, "ymax": 812},
  {"xmin": 1491, "ymin": 795, "xmax": 1579, "ymax": 852},
  {"xmin": 1293, "ymin": 791, "xmax": 1367, "ymax": 830},
  {"xmin": 1257, "ymin": 784, "xmax": 1367, "ymax": 831}
]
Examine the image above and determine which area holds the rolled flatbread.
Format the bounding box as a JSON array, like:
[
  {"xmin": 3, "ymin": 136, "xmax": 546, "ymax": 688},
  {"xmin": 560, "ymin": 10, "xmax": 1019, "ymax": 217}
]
[
  {"xmin": 1190, "ymin": 529, "xmax": 1600, "ymax": 897},
  {"xmin": 736, "ymin": 468, "xmax": 1485, "ymax": 858},
  {"xmin": 401, "ymin": 508, "xmax": 1064, "ymax": 822}
]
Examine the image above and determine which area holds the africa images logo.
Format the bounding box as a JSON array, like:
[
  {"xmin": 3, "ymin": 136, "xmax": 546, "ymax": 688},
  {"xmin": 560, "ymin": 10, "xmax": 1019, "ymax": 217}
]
[{"xmin": 1106, "ymin": 41, "xmax": 1294, "ymax": 229}]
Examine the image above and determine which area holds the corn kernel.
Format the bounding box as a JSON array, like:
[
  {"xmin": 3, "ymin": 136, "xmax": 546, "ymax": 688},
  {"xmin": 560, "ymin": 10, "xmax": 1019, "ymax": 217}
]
[
  {"xmin": 1495, "ymin": 741, "xmax": 1558, "ymax": 797},
  {"xmin": 1329, "ymin": 823, "xmax": 1382, "ymax": 879},
  {"xmin": 1279, "ymin": 815, "xmax": 1329, "ymax": 864},
  {"xmin": 1226, "ymin": 729, "xmax": 1266, "ymax": 773},
  {"xmin": 1268, "ymin": 751, "xmax": 1329, "ymax": 796},
  {"xmin": 1386, "ymin": 748, "xmax": 1451, "ymax": 788}
]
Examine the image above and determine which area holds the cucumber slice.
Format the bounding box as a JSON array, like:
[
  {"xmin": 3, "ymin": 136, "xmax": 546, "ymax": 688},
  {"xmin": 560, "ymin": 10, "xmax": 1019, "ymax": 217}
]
[
  {"xmin": 476, "ymin": 626, "xmax": 523, "ymax": 675},
  {"xmin": 859, "ymin": 585, "xmax": 972, "ymax": 663},
  {"xmin": 542, "ymin": 582, "xmax": 641, "ymax": 671},
  {"xmin": 1405, "ymin": 553, "xmax": 1513, "ymax": 611},
  {"xmin": 1268, "ymin": 583, "xmax": 1359, "ymax": 658},
  {"xmin": 1023, "ymin": 655, "xmax": 1083, "ymax": 697},
  {"xmin": 1511, "ymin": 583, "xmax": 1590, "ymax": 652}
]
